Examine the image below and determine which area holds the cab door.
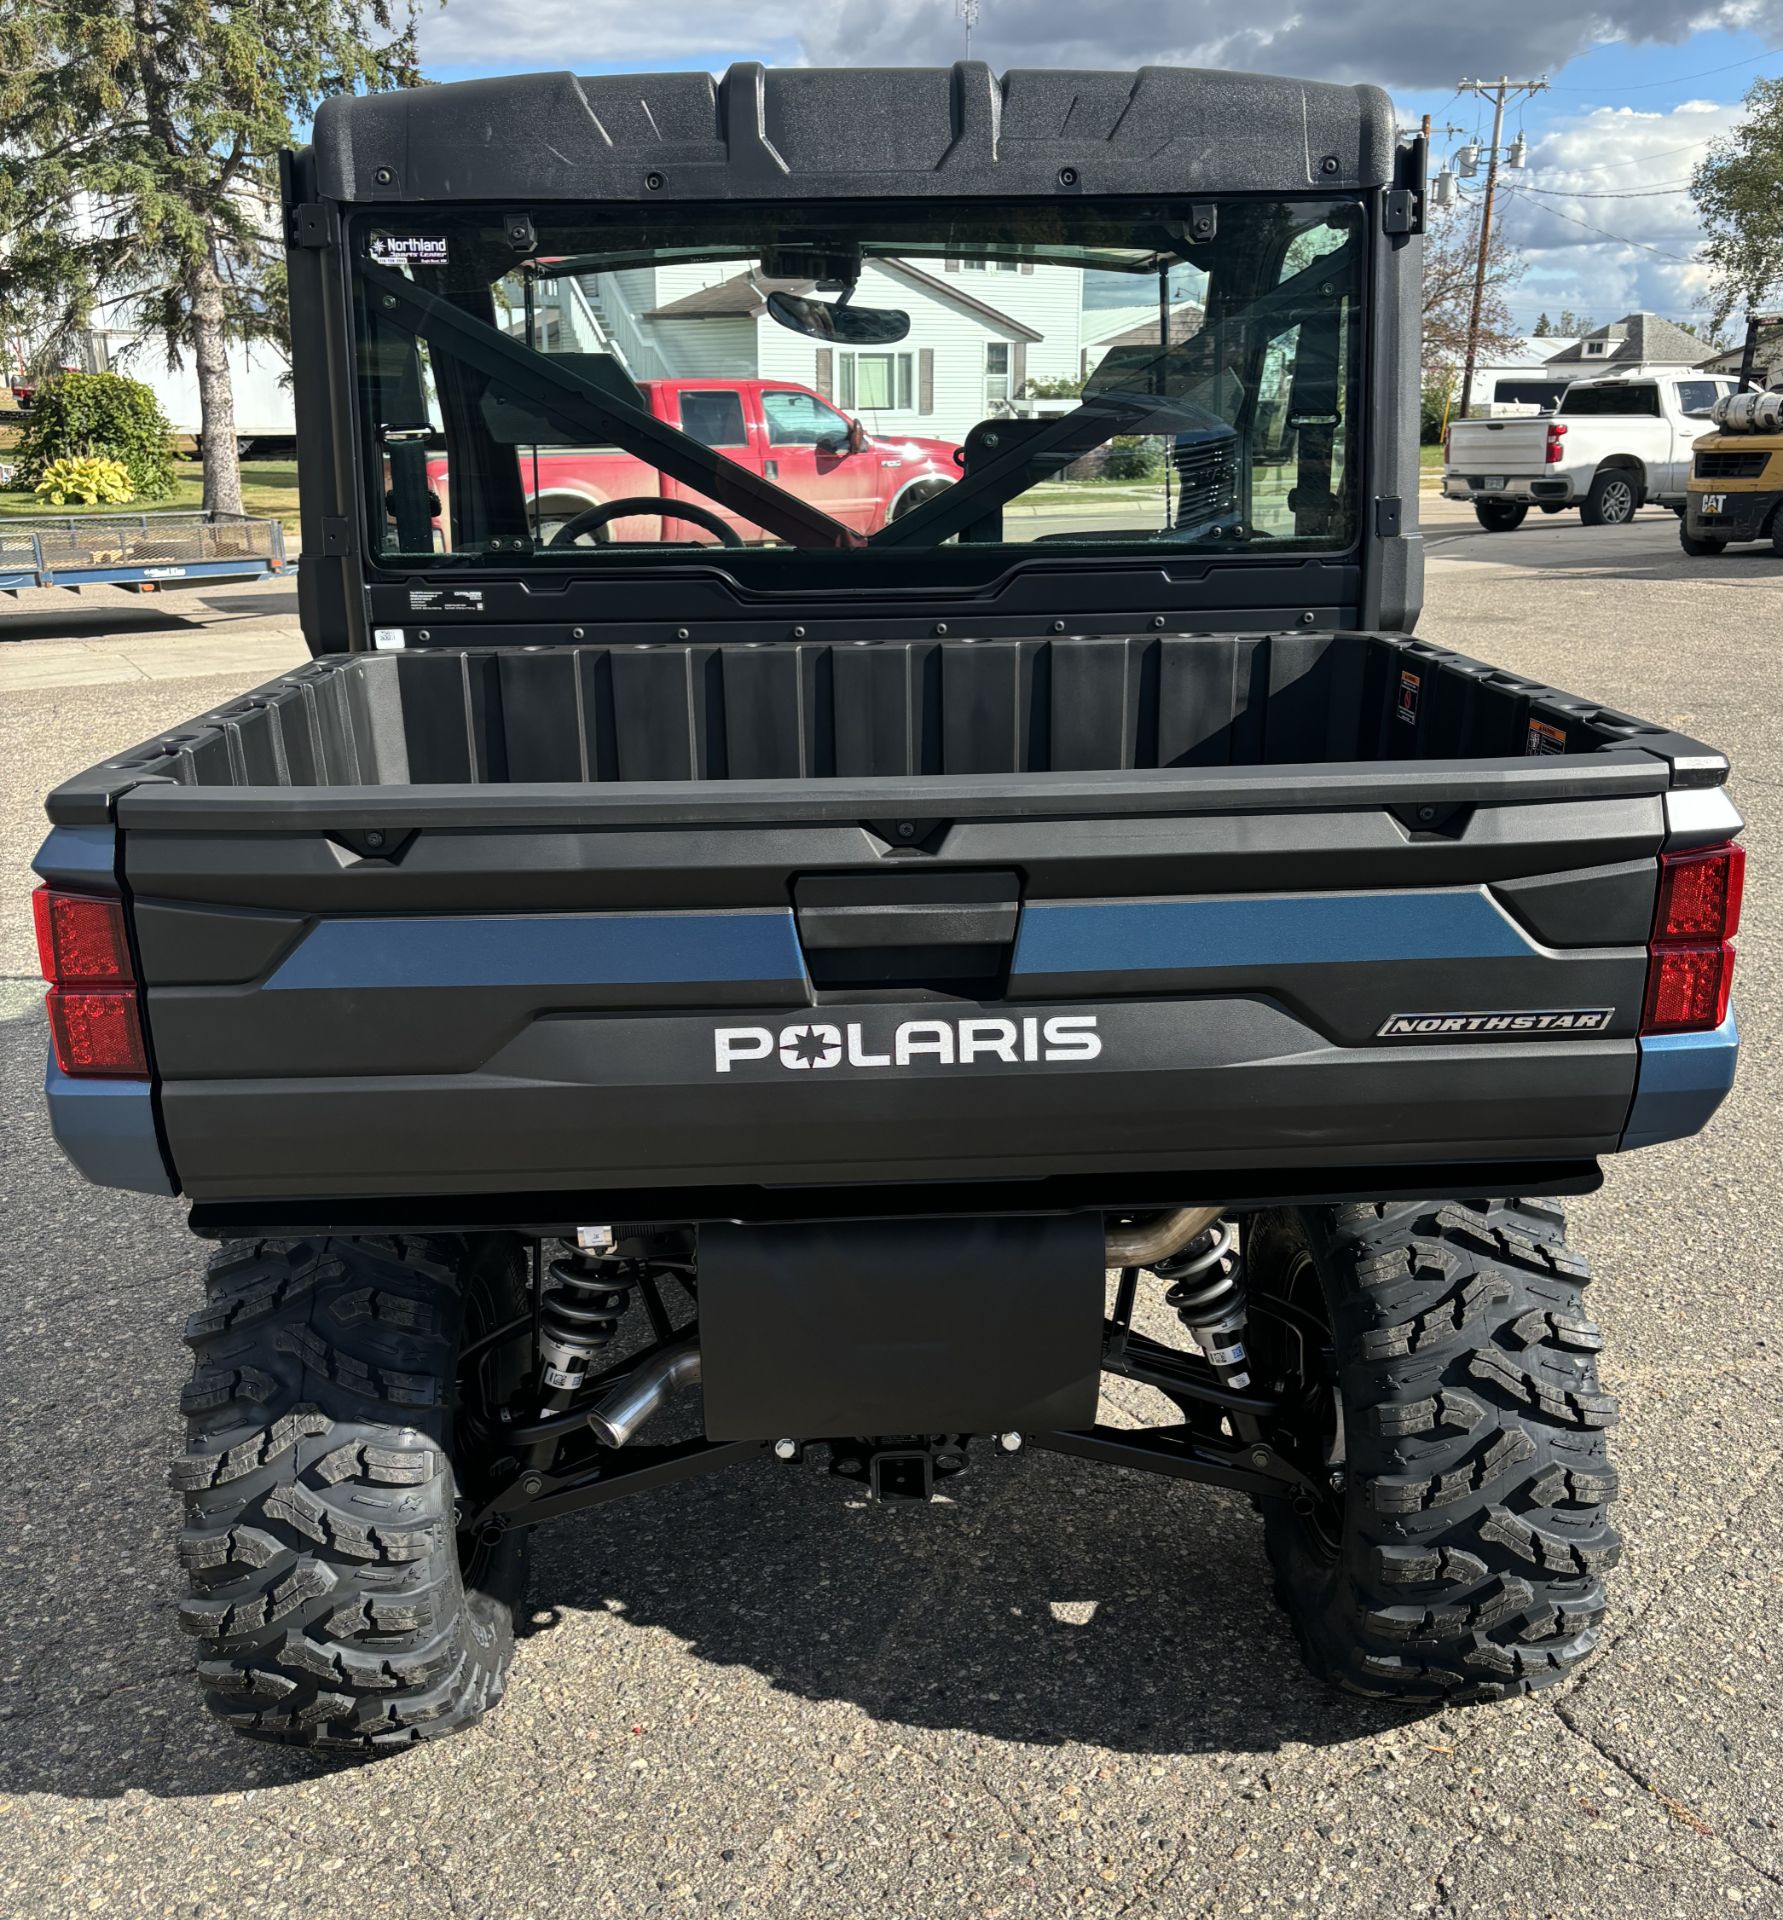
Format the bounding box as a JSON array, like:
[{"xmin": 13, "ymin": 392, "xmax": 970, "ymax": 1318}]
[{"xmin": 758, "ymin": 388, "xmax": 879, "ymax": 532}]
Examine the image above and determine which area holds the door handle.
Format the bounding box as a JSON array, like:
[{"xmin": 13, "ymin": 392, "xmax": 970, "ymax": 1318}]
[{"xmin": 764, "ymin": 458, "xmax": 779, "ymax": 479}]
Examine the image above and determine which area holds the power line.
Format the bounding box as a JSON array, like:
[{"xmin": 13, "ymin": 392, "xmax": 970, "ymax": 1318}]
[
  {"xmin": 1514, "ymin": 178, "xmax": 1694, "ymax": 198},
  {"xmin": 1532, "ymin": 137, "xmax": 1718, "ymax": 173},
  {"xmin": 1497, "ymin": 186, "xmax": 1701, "ymax": 262},
  {"xmin": 1545, "ymin": 45, "xmax": 1779, "ymax": 92}
]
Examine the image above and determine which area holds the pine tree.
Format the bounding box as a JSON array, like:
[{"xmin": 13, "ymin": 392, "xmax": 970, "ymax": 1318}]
[{"xmin": 0, "ymin": 0, "xmax": 428, "ymax": 513}]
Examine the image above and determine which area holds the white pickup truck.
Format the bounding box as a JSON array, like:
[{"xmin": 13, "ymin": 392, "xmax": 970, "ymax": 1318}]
[{"xmin": 1443, "ymin": 371, "xmax": 1738, "ymax": 530}]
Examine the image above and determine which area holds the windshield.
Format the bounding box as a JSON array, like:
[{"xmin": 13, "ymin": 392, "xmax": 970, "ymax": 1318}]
[{"xmin": 352, "ymin": 198, "xmax": 1365, "ymax": 578}]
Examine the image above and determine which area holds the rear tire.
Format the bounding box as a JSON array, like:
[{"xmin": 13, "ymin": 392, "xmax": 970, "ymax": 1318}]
[
  {"xmin": 173, "ymin": 1235, "xmax": 533, "ymax": 1751},
  {"xmin": 1473, "ymin": 500, "xmax": 1528, "ymax": 532},
  {"xmin": 1249, "ymin": 1201, "xmax": 1618, "ymax": 1704},
  {"xmin": 1581, "ymin": 469, "xmax": 1640, "ymax": 526}
]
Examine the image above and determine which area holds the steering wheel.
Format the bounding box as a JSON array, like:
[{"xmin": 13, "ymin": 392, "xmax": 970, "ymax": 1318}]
[{"xmin": 547, "ymin": 497, "xmax": 744, "ymax": 548}]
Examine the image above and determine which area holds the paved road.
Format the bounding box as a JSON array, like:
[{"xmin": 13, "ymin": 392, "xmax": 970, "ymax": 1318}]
[{"xmin": 1, "ymin": 503, "xmax": 1780, "ymax": 1917}]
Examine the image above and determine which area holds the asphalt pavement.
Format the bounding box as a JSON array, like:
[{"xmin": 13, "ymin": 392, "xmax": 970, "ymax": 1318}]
[{"xmin": 0, "ymin": 498, "xmax": 1780, "ymax": 1918}]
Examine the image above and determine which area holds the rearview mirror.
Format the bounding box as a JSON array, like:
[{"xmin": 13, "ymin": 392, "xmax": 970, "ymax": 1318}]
[{"xmin": 767, "ymin": 290, "xmax": 910, "ymax": 345}]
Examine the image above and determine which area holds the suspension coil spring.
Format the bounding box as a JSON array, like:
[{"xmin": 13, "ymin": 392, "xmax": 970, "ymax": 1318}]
[
  {"xmin": 538, "ymin": 1248, "xmax": 636, "ymax": 1394},
  {"xmin": 1156, "ymin": 1220, "xmax": 1251, "ymax": 1390}
]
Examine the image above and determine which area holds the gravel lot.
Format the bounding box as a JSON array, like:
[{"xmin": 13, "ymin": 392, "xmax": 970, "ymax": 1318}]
[{"xmin": 0, "ymin": 499, "xmax": 1779, "ymax": 1918}]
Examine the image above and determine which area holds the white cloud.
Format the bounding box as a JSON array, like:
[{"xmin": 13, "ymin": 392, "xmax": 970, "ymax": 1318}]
[
  {"xmin": 421, "ymin": 2, "xmax": 798, "ymax": 67},
  {"xmin": 420, "ymin": 0, "xmax": 1782, "ymax": 85},
  {"xmin": 1485, "ymin": 101, "xmax": 1748, "ymax": 328}
]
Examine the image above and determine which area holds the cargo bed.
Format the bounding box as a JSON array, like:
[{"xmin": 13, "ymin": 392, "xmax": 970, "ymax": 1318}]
[{"xmin": 40, "ymin": 628, "xmax": 1738, "ymax": 1225}]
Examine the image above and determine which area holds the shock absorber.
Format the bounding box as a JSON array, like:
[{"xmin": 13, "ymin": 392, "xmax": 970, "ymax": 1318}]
[
  {"xmin": 1155, "ymin": 1218, "xmax": 1251, "ymax": 1394},
  {"xmin": 537, "ymin": 1244, "xmax": 636, "ymax": 1395}
]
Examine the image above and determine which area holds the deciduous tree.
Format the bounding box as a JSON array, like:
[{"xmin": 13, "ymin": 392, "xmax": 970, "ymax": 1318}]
[
  {"xmin": 1693, "ymin": 78, "xmax": 1783, "ymax": 330},
  {"xmin": 1421, "ymin": 200, "xmax": 1524, "ymax": 372}
]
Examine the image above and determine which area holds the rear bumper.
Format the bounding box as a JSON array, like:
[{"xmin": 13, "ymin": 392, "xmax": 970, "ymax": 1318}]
[
  {"xmin": 1686, "ymin": 488, "xmax": 1779, "ymax": 543},
  {"xmin": 1443, "ymin": 474, "xmax": 1575, "ymax": 504},
  {"xmin": 158, "ymin": 994, "xmax": 1645, "ymax": 1202}
]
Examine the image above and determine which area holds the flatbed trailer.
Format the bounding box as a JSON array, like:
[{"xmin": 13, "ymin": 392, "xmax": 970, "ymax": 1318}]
[{"xmin": 0, "ymin": 508, "xmax": 288, "ymax": 595}]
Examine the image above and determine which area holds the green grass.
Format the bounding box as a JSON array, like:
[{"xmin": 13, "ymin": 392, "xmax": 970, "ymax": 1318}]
[
  {"xmin": 1420, "ymin": 443, "xmax": 1443, "ymax": 468},
  {"xmin": 0, "ymin": 458, "xmax": 301, "ymax": 531}
]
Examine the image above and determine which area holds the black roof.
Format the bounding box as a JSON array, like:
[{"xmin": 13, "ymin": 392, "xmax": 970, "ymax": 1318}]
[{"xmin": 309, "ymin": 62, "xmax": 1396, "ymax": 205}]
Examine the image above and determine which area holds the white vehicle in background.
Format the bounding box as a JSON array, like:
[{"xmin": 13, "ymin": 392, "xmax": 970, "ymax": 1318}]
[{"xmin": 1442, "ymin": 372, "xmax": 1739, "ymax": 531}]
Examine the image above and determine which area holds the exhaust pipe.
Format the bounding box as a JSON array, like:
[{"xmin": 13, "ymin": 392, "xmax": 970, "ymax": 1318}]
[
  {"xmin": 1104, "ymin": 1205, "xmax": 1224, "ymax": 1270},
  {"xmin": 586, "ymin": 1339, "xmax": 701, "ymax": 1448}
]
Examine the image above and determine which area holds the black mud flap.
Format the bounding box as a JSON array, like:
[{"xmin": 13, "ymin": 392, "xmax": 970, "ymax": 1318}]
[{"xmin": 698, "ymin": 1216, "xmax": 1107, "ymax": 1441}]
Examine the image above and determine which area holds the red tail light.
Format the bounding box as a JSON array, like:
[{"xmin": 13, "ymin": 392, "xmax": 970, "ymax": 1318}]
[
  {"xmin": 1442, "ymin": 426, "xmax": 1451, "ymax": 461},
  {"xmin": 1642, "ymin": 843, "xmax": 1745, "ymax": 1035},
  {"xmin": 46, "ymin": 989, "xmax": 150, "ymax": 1075},
  {"xmin": 1545, "ymin": 422, "xmax": 1568, "ymax": 465},
  {"xmin": 33, "ymin": 888, "xmax": 131, "ymax": 982},
  {"xmin": 31, "ymin": 885, "xmax": 149, "ymax": 1077}
]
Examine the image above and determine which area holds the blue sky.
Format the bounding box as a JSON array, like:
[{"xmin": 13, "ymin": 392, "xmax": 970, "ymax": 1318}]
[{"xmin": 420, "ymin": 1, "xmax": 1783, "ymax": 339}]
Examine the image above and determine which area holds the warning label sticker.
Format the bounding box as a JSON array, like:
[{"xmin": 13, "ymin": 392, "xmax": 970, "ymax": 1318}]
[
  {"xmin": 408, "ymin": 588, "xmax": 484, "ymax": 613},
  {"xmin": 370, "ymin": 233, "xmax": 449, "ymax": 270},
  {"xmin": 1396, "ymin": 669, "xmax": 1421, "ymax": 726},
  {"xmin": 1525, "ymin": 717, "xmax": 1567, "ymax": 756}
]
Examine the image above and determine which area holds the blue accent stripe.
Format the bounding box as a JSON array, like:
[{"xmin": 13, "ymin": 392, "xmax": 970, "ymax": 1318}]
[
  {"xmin": 1623, "ymin": 1008, "xmax": 1739, "ymax": 1151},
  {"xmin": 265, "ymin": 910, "xmax": 807, "ymax": 992},
  {"xmin": 1011, "ymin": 890, "xmax": 1536, "ymax": 976},
  {"xmin": 43, "ymin": 1058, "xmax": 175, "ymax": 1196}
]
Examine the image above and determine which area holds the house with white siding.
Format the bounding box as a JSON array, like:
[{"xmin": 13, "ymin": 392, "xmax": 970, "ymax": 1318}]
[{"xmin": 564, "ymin": 257, "xmax": 1097, "ymax": 446}]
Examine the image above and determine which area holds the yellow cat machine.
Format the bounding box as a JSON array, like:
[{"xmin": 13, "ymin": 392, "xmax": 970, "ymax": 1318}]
[{"xmin": 1682, "ymin": 313, "xmax": 1783, "ymax": 556}]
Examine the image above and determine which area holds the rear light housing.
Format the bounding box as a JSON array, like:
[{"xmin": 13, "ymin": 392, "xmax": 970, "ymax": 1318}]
[
  {"xmin": 1642, "ymin": 843, "xmax": 1745, "ymax": 1036},
  {"xmin": 1545, "ymin": 422, "xmax": 1567, "ymax": 465},
  {"xmin": 31, "ymin": 885, "xmax": 150, "ymax": 1077}
]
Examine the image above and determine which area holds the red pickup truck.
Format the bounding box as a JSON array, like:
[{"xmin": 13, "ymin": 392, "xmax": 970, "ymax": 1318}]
[{"xmin": 429, "ymin": 377, "xmax": 959, "ymax": 545}]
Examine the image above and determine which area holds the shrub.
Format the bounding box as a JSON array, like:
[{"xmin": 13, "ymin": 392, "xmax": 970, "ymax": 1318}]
[
  {"xmin": 1104, "ymin": 434, "xmax": 1165, "ymax": 481},
  {"xmin": 33, "ymin": 455, "xmax": 137, "ymax": 507},
  {"xmin": 10, "ymin": 371, "xmax": 177, "ymax": 501}
]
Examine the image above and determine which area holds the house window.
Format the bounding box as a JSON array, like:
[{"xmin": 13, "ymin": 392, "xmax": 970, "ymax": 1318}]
[
  {"xmin": 985, "ymin": 342, "xmax": 1012, "ymax": 411},
  {"xmin": 838, "ymin": 352, "xmax": 914, "ymax": 411},
  {"xmin": 1582, "ymin": 340, "xmax": 1610, "ymax": 357}
]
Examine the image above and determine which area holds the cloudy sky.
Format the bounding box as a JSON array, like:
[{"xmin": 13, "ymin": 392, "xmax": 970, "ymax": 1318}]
[{"xmin": 421, "ymin": 0, "xmax": 1783, "ymax": 338}]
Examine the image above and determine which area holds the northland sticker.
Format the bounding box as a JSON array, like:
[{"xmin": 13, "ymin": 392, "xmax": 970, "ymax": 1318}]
[
  {"xmin": 1376, "ymin": 1008, "xmax": 1613, "ymax": 1039},
  {"xmin": 715, "ymin": 1014, "xmax": 1101, "ymax": 1073}
]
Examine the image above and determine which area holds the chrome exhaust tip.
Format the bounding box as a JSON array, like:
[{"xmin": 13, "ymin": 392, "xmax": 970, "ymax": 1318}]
[{"xmin": 585, "ymin": 1340, "xmax": 701, "ymax": 1448}]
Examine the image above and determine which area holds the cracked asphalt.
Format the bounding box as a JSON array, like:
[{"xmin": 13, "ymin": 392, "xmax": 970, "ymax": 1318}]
[{"xmin": 0, "ymin": 498, "xmax": 1779, "ymax": 1918}]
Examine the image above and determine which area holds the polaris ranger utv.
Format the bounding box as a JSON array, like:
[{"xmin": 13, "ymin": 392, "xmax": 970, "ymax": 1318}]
[{"xmin": 34, "ymin": 62, "xmax": 1744, "ymax": 1752}]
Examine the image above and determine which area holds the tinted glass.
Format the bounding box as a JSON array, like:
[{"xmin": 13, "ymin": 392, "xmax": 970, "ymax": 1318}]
[
  {"xmin": 679, "ymin": 390, "xmax": 747, "ymax": 447},
  {"xmin": 352, "ymin": 197, "xmax": 1366, "ymax": 574},
  {"xmin": 1561, "ymin": 385, "xmax": 1658, "ymax": 417}
]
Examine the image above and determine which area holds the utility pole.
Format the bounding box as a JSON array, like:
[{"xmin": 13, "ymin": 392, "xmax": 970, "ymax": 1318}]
[{"xmin": 1456, "ymin": 75, "xmax": 1546, "ymax": 421}]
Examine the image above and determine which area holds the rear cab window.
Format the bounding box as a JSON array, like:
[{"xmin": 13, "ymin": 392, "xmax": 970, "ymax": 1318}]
[{"xmin": 1558, "ymin": 384, "xmax": 1661, "ymax": 418}]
